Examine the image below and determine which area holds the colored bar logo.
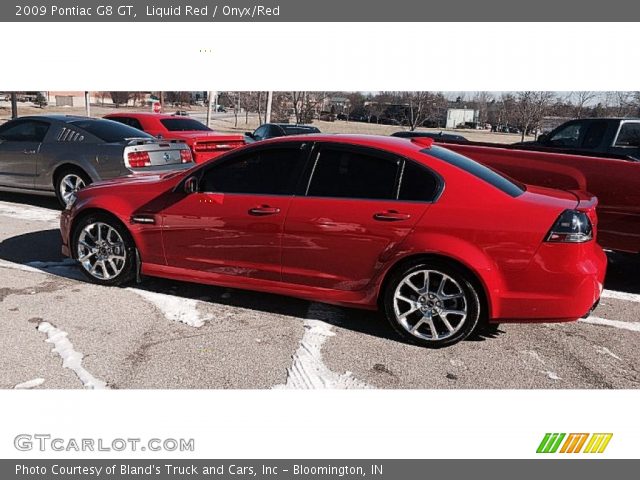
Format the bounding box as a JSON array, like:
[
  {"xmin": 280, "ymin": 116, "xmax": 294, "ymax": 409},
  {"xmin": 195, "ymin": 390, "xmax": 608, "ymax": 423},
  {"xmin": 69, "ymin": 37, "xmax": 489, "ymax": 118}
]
[{"xmin": 537, "ymin": 433, "xmax": 612, "ymax": 453}]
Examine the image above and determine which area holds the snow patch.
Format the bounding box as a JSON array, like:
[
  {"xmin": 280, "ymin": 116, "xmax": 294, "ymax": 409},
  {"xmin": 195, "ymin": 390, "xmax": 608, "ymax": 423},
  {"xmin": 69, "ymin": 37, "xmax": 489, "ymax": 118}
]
[
  {"xmin": 128, "ymin": 288, "xmax": 213, "ymax": 328},
  {"xmin": 522, "ymin": 350, "xmax": 546, "ymax": 365},
  {"xmin": 580, "ymin": 316, "xmax": 640, "ymax": 332},
  {"xmin": 594, "ymin": 346, "xmax": 621, "ymax": 360},
  {"xmin": 37, "ymin": 321, "xmax": 107, "ymax": 389},
  {"xmin": 14, "ymin": 378, "xmax": 45, "ymax": 389},
  {"xmin": 543, "ymin": 371, "xmax": 562, "ymax": 381},
  {"xmin": 601, "ymin": 290, "xmax": 640, "ymax": 304},
  {"xmin": 0, "ymin": 201, "xmax": 59, "ymax": 224},
  {"xmin": 275, "ymin": 303, "xmax": 370, "ymax": 389}
]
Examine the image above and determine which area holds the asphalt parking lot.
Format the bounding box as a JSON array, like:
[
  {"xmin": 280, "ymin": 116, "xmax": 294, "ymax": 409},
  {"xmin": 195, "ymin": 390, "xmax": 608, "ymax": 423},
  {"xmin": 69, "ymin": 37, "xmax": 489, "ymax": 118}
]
[{"xmin": 0, "ymin": 193, "xmax": 639, "ymax": 390}]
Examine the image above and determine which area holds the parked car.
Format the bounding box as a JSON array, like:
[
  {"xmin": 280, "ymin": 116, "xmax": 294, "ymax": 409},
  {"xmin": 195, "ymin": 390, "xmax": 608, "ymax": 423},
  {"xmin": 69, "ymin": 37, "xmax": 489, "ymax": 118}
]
[
  {"xmin": 105, "ymin": 113, "xmax": 245, "ymax": 164},
  {"xmin": 439, "ymin": 141, "xmax": 640, "ymax": 253},
  {"xmin": 516, "ymin": 118, "xmax": 640, "ymax": 160},
  {"xmin": 0, "ymin": 115, "xmax": 193, "ymax": 207},
  {"xmin": 245, "ymin": 123, "xmax": 320, "ymax": 142},
  {"xmin": 391, "ymin": 131, "xmax": 468, "ymax": 143},
  {"xmin": 60, "ymin": 135, "xmax": 605, "ymax": 348}
]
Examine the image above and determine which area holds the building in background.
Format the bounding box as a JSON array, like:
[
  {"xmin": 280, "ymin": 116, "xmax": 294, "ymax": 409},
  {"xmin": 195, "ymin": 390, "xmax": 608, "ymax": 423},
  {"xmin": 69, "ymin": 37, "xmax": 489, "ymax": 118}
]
[{"xmin": 446, "ymin": 108, "xmax": 479, "ymax": 128}]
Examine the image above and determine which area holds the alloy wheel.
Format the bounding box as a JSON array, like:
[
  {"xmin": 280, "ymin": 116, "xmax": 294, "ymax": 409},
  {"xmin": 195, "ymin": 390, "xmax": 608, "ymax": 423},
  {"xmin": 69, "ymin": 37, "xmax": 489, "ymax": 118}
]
[
  {"xmin": 59, "ymin": 173, "xmax": 86, "ymax": 206},
  {"xmin": 393, "ymin": 269, "xmax": 468, "ymax": 342},
  {"xmin": 76, "ymin": 222, "xmax": 127, "ymax": 280}
]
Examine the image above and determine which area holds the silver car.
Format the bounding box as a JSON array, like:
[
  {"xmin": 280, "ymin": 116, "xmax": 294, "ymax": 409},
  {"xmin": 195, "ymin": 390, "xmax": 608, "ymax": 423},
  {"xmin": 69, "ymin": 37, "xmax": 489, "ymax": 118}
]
[{"xmin": 0, "ymin": 115, "xmax": 194, "ymax": 206}]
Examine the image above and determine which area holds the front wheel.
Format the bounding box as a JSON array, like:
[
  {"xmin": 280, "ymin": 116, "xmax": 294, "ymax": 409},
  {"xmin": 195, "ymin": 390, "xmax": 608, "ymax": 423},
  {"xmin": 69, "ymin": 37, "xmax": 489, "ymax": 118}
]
[
  {"xmin": 383, "ymin": 260, "xmax": 481, "ymax": 348},
  {"xmin": 73, "ymin": 214, "xmax": 136, "ymax": 286}
]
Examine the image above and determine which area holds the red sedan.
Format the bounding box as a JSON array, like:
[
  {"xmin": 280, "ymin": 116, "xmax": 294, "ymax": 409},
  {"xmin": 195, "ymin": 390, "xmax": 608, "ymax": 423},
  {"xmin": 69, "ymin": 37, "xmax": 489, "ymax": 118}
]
[
  {"xmin": 104, "ymin": 113, "xmax": 245, "ymax": 164},
  {"xmin": 60, "ymin": 135, "xmax": 606, "ymax": 347}
]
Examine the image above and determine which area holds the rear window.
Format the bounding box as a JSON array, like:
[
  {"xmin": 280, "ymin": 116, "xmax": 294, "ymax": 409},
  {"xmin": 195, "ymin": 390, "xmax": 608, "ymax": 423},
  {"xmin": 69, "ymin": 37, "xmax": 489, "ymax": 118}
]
[
  {"xmin": 282, "ymin": 126, "xmax": 320, "ymax": 135},
  {"xmin": 424, "ymin": 145, "xmax": 525, "ymax": 197},
  {"xmin": 70, "ymin": 119, "xmax": 153, "ymax": 143},
  {"xmin": 160, "ymin": 118, "xmax": 211, "ymax": 132}
]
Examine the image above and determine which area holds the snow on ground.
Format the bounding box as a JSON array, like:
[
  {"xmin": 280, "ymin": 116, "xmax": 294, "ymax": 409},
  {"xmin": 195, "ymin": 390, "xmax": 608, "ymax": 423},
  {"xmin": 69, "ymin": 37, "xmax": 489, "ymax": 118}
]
[
  {"xmin": 602, "ymin": 289, "xmax": 640, "ymax": 303},
  {"xmin": 275, "ymin": 304, "xmax": 370, "ymax": 389},
  {"xmin": 0, "ymin": 201, "xmax": 59, "ymax": 225},
  {"xmin": 128, "ymin": 288, "xmax": 213, "ymax": 327},
  {"xmin": 13, "ymin": 378, "xmax": 45, "ymax": 389},
  {"xmin": 580, "ymin": 316, "xmax": 640, "ymax": 332},
  {"xmin": 37, "ymin": 321, "xmax": 108, "ymax": 389}
]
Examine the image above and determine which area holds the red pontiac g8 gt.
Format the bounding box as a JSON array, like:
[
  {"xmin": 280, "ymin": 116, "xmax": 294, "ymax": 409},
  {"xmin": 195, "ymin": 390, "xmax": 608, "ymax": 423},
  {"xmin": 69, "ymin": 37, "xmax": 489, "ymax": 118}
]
[{"xmin": 60, "ymin": 135, "xmax": 606, "ymax": 347}]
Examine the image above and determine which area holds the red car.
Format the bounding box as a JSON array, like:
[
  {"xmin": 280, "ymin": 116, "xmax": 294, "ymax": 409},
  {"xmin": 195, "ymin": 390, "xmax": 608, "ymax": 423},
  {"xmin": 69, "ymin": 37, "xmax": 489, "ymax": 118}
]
[
  {"xmin": 440, "ymin": 142, "xmax": 640, "ymax": 253},
  {"xmin": 104, "ymin": 113, "xmax": 245, "ymax": 164},
  {"xmin": 60, "ymin": 135, "xmax": 606, "ymax": 348}
]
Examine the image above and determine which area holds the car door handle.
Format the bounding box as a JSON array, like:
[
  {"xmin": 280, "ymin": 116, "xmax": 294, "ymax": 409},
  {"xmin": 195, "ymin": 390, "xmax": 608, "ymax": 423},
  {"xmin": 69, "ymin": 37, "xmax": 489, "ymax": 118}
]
[
  {"xmin": 373, "ymin": 210, "xmax": 411, "ymax": 222},
  {"xmin": 23, "ymin": 149, "xmax": 37, "ymax": 154},
  {"xmin": 248, "ymin": 205, "xmax": 281, "ymax": 216}
]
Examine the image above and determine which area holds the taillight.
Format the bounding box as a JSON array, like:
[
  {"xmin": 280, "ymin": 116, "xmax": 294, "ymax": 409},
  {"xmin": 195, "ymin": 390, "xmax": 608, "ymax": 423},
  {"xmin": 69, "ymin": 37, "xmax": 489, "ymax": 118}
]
[
  {"xmin": 127, "ymin": 151, "xmax": 151, "ymax": 168},
  {"xmin": 180, "ymin": 148, "xmax": 193, "ymax": 163},
  {"xmin": 193, "ymin": 141, "xmax": 244, "ymax": 152},
  {"xmin": 545, "ymin": 210, "xmax": 593, "ymax": 243}
]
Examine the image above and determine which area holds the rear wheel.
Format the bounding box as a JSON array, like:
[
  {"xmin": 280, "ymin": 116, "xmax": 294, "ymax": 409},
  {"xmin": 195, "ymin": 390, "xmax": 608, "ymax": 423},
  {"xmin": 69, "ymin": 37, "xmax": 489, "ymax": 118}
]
[
  {"xmin": 55, "ymin": 168, "xmax": 91, "ymax": 208},
  {"xmin": 383, "ymin": 260, "xmax": 481, "ymax": 348},
  {"xmin": 73, "ymin": 214, "xmax": 136, "ymax": 286}
]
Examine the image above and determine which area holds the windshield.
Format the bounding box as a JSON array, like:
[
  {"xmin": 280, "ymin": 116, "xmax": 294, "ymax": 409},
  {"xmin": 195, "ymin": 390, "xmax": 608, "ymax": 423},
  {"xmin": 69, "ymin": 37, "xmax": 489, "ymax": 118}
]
[
  {"xmin": 160, "ymin": 118, "xmax": 212, "ymax": 132},
  {"xmin": 423, "ymin": 145, "xmax": 525, "ymax": 197},
  {"xmin": 70, "ymin": 119, "xmax": 154, "ymax": 143}
]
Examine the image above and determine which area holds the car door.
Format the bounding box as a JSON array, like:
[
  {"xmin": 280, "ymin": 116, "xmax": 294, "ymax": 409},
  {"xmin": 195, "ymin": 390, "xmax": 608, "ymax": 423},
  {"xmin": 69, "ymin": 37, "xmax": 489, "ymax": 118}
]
[
  {"xmin": 160, "ymin": 142, "xmax": 310, "ymax": 282},
  {"xmin": 281, "ymin": 143, "xmax": 438, "ymax": 291},
  {"xmin": 0, "ymin": 119, "xmax": 50, "ymax": 189}
]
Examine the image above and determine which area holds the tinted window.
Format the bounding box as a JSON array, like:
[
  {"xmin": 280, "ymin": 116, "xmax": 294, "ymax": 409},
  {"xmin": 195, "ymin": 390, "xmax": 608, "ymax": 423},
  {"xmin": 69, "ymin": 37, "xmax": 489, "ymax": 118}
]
[
  {"xmin": 267, "ymin": 125, "xmax": 284, "ymax": 138},
  {"xmin": 110, "ymin": 117, "xmax": 144, "ymax": 131},
  {"xmin": 0, "ymin": 120, "xmax": 49, "ymax": 142},
  {"xmin": 582, "ymin": 121, "xmax": 607, "ymax": 148},
  {"xmin": 399, "ymin": 160, "xmax": 439, "ymax": 201},
  {"xmin": 615, "ymin": 122, "xmax": 640, "ymax": 147},
  {"xmin": 201, "ymin": 147, "xmax": 303, "ymax": 195},
  {"xmin": 253, "ymin": 125, "xmax": 268, "ymax": 140},
  {"xmin": 307, "ymin": 147, "xmax": 400, "ymax": 200},
  {"xmin": 281, "ymin": 126, "xmax": 320, "ymax": 135},
  {"xmin": 70, "ymin": 119, "xmax": 153, "ymax": 143},
  {"xmin": 548, "ymin": 123, "xmax": 582, "ymax": 147},
  {"xmin": 160, "ymin": 118, "xmax": 211, "ymax": 132},
  {"xmin": 425, "ymin": 146, "xmax": 524, "ymax": 197}
]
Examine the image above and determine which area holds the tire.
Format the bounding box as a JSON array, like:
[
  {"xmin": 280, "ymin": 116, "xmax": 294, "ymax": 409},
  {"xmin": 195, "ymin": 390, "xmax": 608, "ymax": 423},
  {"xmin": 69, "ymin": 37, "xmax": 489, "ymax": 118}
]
[
  {"xmin": 72, "ymin": 213, "xmax": 136, "ymax": 286},
  {"xmin": 383, "ymin": 259, "xmax": 481, "ymax": 348},
  {"xmin": 54, "ymin": 167, "xmax": 91, "ymax": 208}
]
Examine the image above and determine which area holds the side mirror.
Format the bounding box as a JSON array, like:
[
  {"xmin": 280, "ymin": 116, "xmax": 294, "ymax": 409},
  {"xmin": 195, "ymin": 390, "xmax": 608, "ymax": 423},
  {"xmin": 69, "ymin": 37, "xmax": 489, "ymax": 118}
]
[
  {"xmin": 537, "ymin": 133, "xmax": 548, "ymax": 143},
  {"xmin": 184, "ymin": 176, "xmax": 199, "ymax": 194},
  {"xmin": 245, "ymin": 132, "xmax": 255, "ymax": 138}
]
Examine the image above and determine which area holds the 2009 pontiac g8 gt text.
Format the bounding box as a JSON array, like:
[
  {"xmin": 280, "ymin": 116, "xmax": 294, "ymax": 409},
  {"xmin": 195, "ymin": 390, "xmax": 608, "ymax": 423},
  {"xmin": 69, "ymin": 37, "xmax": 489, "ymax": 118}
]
[{"xmin": 60, "ymin": 135, "xmax": 606, "ymax": 347}]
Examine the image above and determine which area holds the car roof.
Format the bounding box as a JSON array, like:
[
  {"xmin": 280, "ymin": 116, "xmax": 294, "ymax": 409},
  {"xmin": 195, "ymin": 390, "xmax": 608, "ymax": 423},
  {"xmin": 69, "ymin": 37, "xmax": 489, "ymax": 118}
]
[
  {"xmin": 256, "ymin": 133, "xmax": 429, "ymax": 153},
  {"xmin": 14, "ymin": 115, "xmax": 105, "ymax": 123},
  {"xmin": 105, "ymin": 112, "xmax": 192, "ymax": 120}
]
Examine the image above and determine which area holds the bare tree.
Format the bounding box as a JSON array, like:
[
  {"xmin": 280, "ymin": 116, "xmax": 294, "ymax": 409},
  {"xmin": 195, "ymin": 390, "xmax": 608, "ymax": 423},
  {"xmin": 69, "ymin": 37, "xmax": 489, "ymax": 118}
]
[
  {"xmin": 109, "ymin": 92, "xmax": 133, "ymax": 108},
  {"xmin": 472, "ymin": 91, "xmax": 494, "ymax": 125},
  {"xmin": 570, "ymin": 91, "xmax": 597, "ymax": 118},
  {"xmin": 514, "ymin": 91, "xmax": 555, "ymax": 141}
]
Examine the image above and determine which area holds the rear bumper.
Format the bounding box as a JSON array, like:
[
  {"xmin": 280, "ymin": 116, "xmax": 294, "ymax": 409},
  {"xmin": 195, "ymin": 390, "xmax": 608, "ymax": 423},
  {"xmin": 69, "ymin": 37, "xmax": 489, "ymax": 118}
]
[{"xmin": 491, "ymin": 241, "xmax": 607, "ymax": 323}]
